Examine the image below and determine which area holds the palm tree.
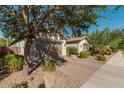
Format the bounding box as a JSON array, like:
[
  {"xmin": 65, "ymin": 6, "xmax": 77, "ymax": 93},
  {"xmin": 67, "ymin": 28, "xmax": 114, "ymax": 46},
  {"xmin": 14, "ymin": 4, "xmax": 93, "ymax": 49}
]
[{"xmin": 87, "ymin": 28, "xmax": 124, "ymax": 55}]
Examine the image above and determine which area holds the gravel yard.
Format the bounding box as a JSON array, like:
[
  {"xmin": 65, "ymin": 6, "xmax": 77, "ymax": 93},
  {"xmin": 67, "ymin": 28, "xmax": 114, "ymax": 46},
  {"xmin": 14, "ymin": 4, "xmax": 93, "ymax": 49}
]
[{"xmin": 0, "ymin": 56, "xmax": 103, "ymax": 88}]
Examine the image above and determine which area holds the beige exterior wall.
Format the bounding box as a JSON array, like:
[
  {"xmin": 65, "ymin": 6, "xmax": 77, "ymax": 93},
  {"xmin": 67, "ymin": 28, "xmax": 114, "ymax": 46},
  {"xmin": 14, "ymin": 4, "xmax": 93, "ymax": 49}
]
[
  {"xmin": 78, "ymin": 39, "xmax": 89, "ymax": 53},
  {"xmin": 16, "ymin": 41, "xmax": 25, "ymax": 55},
  {"xmin": 51, "ymin": 40, "xmax": 66, "ymax": 56},
  {"xmin": 66, "ymin": 39, "xmax": 89, "ymax": 54},
  {"xmin": 11, "ymin": 41, "xmax": 25, "ymax": 55},
  {"xmin": 13, "ymin": 37, "xmax": 89, "ymax": 56},
  {"xmin": 61, "ymin": 40, "xmax": 66, "ymax": 56},
  {"xmin": 54, "ymin": 44, "xmax": 62, "ymax": 54}
]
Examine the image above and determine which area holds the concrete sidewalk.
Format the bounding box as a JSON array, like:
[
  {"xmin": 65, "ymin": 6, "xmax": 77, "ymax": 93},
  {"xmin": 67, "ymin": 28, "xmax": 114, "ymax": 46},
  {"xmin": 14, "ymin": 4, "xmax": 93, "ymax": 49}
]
[{"xmin": 81, "ymin": 51, "xmax": 124, "ymax": 88}]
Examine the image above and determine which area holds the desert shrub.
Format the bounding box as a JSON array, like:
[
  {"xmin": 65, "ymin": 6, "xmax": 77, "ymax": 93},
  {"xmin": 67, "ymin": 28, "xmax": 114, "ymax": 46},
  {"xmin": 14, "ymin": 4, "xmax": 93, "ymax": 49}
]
[
  {"xmin": 91, "ymin": 47, "xmax": 99, "ymax": 54},
  {"xmin": 110, "ymin": 44, "xmax": 118, "ymax": 52},
  {"xmin": 119, "ymin": 45, "xmax": 124, "ymax": 50},
  {"xmin": 96, "ymin": 55, "xmax": 106, "ymax": 61},
  {"xmin": 92, "ymin": 45, "xmax": 112, "ymax": 55},
  {"xmin": 67, "ymin": 47, "xmax": 78, "ymax": 55},
  {"xmin": 3, "ymin": 54, "xmax": 24, "ymax": 73},
  {"xmin": 80, "ymin": 51, "xmax": 90, "ymax": 58},
  {"xmin": 106, "ymin": 48, "xmax": 112, "ymax": 55},
  {"xmin": 91, "ymin": 45, "xmax": 105, "ymax": 55},
  {"xmin": 102, "ymin": 47, "xmax": 112, "ymax": 55},
  {"xmin": 42, "ymin": 59, "xmax": 56, "ymax": 72},
  {"xmin": 118, "ymin": 42, "xmax": 124, "ymax": 50}
]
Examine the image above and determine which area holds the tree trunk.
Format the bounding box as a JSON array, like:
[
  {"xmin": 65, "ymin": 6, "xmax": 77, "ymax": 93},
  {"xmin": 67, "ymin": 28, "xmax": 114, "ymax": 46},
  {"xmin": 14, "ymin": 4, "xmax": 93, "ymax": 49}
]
[{"xmin": 23, "ymin": 38, "xmax": 33, "ymax": 76}]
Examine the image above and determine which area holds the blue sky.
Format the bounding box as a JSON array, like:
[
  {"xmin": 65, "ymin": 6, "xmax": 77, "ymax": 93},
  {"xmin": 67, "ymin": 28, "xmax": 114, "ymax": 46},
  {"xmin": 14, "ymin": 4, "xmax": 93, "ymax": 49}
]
[
  {"xmin": 89, "ymin": 6, "xmax": 124, "ymax": 31},
  {"xmin": 65, "ymin": 6, "xmax": 124, "ymax": 36},
  {"xmin": 0, "ymin": 5, "xmax": 124, "ymax": 37}
]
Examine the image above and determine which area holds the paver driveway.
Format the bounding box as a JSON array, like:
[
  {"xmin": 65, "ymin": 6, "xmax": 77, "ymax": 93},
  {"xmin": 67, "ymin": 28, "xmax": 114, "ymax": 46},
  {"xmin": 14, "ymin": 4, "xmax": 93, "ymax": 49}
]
[
  {"xmin": 81, "ymin": 51, "xmax": 124, "ymax": 88},
  {"xmin": 57, "ymin": 56, "xmax": 103, "ymax": 86}
]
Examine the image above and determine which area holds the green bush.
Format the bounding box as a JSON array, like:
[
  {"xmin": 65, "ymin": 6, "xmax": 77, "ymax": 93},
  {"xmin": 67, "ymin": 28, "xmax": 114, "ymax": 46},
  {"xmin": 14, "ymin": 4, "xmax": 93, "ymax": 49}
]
[
  {"xmin": 92, "ymin": 45, "xmax": 112, "ymax": 55},
  {"xmin": 102, "ymin": 47, "xmax": 112, "ymax": 55},
  {"xmin": 118, "ymin": 39, "xmax": 124, "ymax": 50},
  {"xmin": 80, "ymin": 51, "xmax": 90, "ymax": 58},
  {"xmin": 106, "ymin": 48, "xmax": 112, "ymax": 55},
  {"xmin": 92, "ymin": 45, "xmax": 106, "ymax": 55},
  {"xmin": 96, "ymin": 55, "xmax": 106, "ymax": 61},
  {"xmin": 110, "ymin": 44, "xmax": 118, "ymax": 52},
  {"xmin": 67, "ymin": 47, "xmax": 78, "ymax": 55},
  {"xmin": 42, "ymin": 59, "xmax": 56, "ymax": 72},
  {"xmin": 3, "ymin": 54, "xmax": 24, "ymax": 73}
]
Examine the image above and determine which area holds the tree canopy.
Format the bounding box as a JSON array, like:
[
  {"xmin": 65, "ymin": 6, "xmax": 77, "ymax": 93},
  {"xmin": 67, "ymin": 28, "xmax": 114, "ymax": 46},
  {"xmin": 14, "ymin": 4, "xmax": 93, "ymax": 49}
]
[{"xmin": 0, "ymin": 5, "xmax": 109, "ymax": 42}]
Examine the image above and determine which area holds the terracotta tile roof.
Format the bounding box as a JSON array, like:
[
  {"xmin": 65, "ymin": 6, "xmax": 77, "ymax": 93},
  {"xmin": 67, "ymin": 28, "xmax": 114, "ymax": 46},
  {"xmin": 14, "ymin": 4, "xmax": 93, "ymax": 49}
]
[{"xmin": 66, "ymin": 37, "xmax": 87, "ymax": 43}]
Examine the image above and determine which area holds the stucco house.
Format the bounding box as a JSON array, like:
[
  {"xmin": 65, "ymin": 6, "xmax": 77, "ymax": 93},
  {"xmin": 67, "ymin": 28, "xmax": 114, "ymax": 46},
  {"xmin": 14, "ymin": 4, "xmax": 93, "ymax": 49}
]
[
  {"xmin": 9, "ymin": 41, "xmax": 25, "ymax": 55},
  {"xmin": 66, "ymin": 37, "xmax": 89, "ymax": 54},
  {"xmin": 9, "ymin": 33, "xmax": 89, "ymax": 56}
]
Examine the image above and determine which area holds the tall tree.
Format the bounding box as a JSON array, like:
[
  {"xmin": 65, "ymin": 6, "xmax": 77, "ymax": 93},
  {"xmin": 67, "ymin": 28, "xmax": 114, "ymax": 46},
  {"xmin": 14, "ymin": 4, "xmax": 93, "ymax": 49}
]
[
  {"xmin": 87, "ymin": 28, "xmax": 124, "ymax": 54},
  {"xmin": 0, "ymin": 5, "xmax": 111, "ymax": 75}
]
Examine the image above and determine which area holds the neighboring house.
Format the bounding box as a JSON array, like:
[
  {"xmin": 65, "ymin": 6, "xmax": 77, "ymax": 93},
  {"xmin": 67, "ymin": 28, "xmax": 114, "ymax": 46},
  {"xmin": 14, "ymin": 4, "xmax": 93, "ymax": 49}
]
[
  {"xmin": 9, "ymin": 41, "xmax": 25, "ymax": 55},
  {"xmin": 66, "ymin": 37, "xmax": 89, "ymax": 54},
  {"xmin": 10, "ymin": 33, "xmax": 89, "ymax": 56}
]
